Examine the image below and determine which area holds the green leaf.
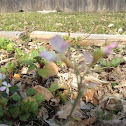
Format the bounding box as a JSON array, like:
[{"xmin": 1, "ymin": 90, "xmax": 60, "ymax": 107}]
[
  {"xmin": 39, "ymin": 46, "xmax": 46, "ymax": 51},
  {"xmin": 100, "ymin": 58, "xmax": 107, "ymax": 66},
  {"xmin": 0, "ymin": 38, "xmax": 10, "ymax": 49},
  {"xmin": 107, "ymin": 62, "xmax": 112, "ymax": 68},
  {"xmin": 9, "ymin": 85, "xmax": 18, "ymax": 94},
  {"xmin": 16, "ymin": 48, "xmax": 22, "ymax": 56},
  {"xmin": 31, "ymin": 50, "xmax": 39, "ymax": 58},
  {"xmin": 23, "ymin": 53, "xmax": 29, "ymax": 58},
  {"xmin": 0, "ymin": 97, "xmax": 8, "ymax": 105},
  {"xmin": 111, "ymin": 58, "xmax": 124, "ymax": 67},
  {"xmin": 33, "ymin": 93, "xmax": 45, "ymax": 104},
  {"xmin": 38, "ymin": 68, "xmax": 48, "ymax": 78},
  {"xmin": 19, "ymin": 53, "xmax": 34, "ymax": 65},
  {"xmin": 7, "ymin": 61, "xmax": 15, "ymax": 72},
  {"xmin": 6, "ymin": 42, "xmax": 15, "ymax": 51},
  {"xmin": 9, "ymin": 106, "xmax": 19, "ymax": 118},
  {"xmin": 48, "ymin": 83, "xmax": 59, "ymax": 92},
  {"xmin": 3, "ymin": 119, "xmax": 13, "ymax": 125},
  {"xmin": 19, "ymin": 113, "xmax": 30, "ymax": 121},
  {"xmin": 0, "ymin": 105, "xmax": 4, "ymax": 116},
  {"xmin": 29, "ymin": 64, "xmax": 37, "ymax": 71},
  {"xmin": 10, "ymin": 94, "xmax": 21, "ymax": 101},
  {"xmin": 0, "ymin": 67, "xmax": 7, "ymax": 74},
  {"xmin": 26, "ymin": 88, "xmax": 36, "ymax": 96},
  {"xmin": 30, "ymin": 101, "xmax": 38, "ymax": 112}
]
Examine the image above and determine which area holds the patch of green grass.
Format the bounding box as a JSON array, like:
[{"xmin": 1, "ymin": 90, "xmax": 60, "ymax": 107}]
[
  {"xmin": 20, "ymin": 35, "xmax": 29, "ymax": 42},
  {"xmin": 0, "ymin": 12, "xmax": 126, "ymax": 34}
]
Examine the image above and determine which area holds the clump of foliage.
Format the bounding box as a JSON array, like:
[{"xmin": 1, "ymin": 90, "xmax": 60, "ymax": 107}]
[
  {"xmin": 0, "ymin": 81, "xmax": 45, "ymax": 125},
  {"xmin": 100, "ymin": 57, "xmax": 124, "ymax": 69},
  {"xmin": 0, "ymin": 38, "xmax": 15, "ymax": 52}
]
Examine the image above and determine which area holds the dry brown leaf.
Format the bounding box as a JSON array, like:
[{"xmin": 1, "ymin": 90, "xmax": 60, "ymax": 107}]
[
  {"xmin": 46, "ymin": 62, "xmax": 59, "ymax": 77},
  {"xmin": 13, "ymin": 74, "xmax": 21, "ymax": 81},
  {"xmin": 97, "ymin": 119, "xmax": 126, "ymax": 126},
  {"xmin": 37, "ymin": 107, "xmax": 48, "ymax": 119},
  {"xmin": 33, "ymin": 85, "xmax": 53, "ymax": 101},
  {"xmin": 84, "ymin": 76, "xmax": 110, "ymax": 86},
  {"xmin": 58, "ymin": 102, "xmax": 79, "ymax": 119},
  {"xmin": 21, "ymin": 67, "xmax": 29, "ymax": 74},
  {"xmin": 114, "ymin": 80, "xmax": 126, "ymax": 88},
  {"xmin": 64, "ymin": 117, "xmax": 96, "ymax": 126},
  {"xmin": 64, "ymin": 121, "xmax": 77, "ymax": 126},
  {"xmin": 50, "ymin": 97, "xmax": 60, "ymax": 106},
  {"xmin": 76, "ymin": 117, "xmax": 96, "ymax": 126},
  {"xmin": 99, "ymin": 96, "xmax": 125, "ymax": 111},
  {"xmin": 82, "ymin": 89, "xmax": 99, "ymax": 104}
]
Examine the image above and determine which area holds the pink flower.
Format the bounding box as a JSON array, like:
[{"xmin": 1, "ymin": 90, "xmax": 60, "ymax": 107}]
[
  {"xmin": 40, "ymin": 50, "xmax": 57, "ymax": 62},
  {"xmin": 0, "ymin": 81, "xmax": 11, "ymax": 94},
  {"xmin": 104, "ymin": 43, "xmax": 117, "ymax": 55},
  {"xmin": 50, "ymin": 35, "xmax": 69, "ymax": 54}
]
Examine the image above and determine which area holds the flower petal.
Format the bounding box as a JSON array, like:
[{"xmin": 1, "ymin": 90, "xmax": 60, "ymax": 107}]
[
  {"xmin": 6, "ymin": 88, "xmax": 9, "ymax": 94},
  {"xmin": 104, "ymin": 43, "xmax": 117, "ymax": 55},
  {"xmin": 7, "ymin": 83, "xmax": 11, "ymax": 87},
  {"xmin": 84, "ymin": 52, "xmax": 93, "ymax": 63},
  {"xmin": 0, "ymin": 86, "xmax": 6, "ymax": 91},
  {"xmin": 40, "ymin": 50, "xmax": 58, "ymax": 62},
  {"xmin": 2, "ymin": 81, "xmax": 7, "ymax": 86},
  {"xmin": 50, "ymin": 35, "xmax": 69, "ymax": 53}
]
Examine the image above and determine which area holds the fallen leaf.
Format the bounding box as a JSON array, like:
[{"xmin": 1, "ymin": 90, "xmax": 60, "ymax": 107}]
[
  {"xmin": 58, "ymin": 102, "xmax": 81, "ymax": 119},
  {"xmin": 64, "ymin": 121, "xmax": 77, "ymax": 126},
  {"xmin": 82, "ymin": 89, "xmax": 99, "ymax": 104},
  {"xmin": 13, "ymin": 74, "xmax": 21, "ymax": 81},
  {"xmin": 76, "ymin": 117, "xmax": 96, "ymax": 126},
  {"xmin": 39, "ymin": 62, "xmax": 59, "ymax": 78},
  {"xmin": 33, "ymin": 85, "xmax": 53, "ymax": 101},
  {"xmin": 21, "ymin": 67, "xmax": 29, "ymax": 74},
  {"xmin": 37, "ymin": 107, "xmax": 48, "ymax": 119}
]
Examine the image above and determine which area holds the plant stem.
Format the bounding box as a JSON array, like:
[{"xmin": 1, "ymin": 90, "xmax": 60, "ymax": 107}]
[{"xmin": 60, "ymin": 63, "xmax": 90, "ymax": 125}]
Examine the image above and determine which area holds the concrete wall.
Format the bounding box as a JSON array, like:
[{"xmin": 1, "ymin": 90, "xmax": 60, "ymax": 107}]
[{"xmin": 0, "ymin": 0, "xmax": 126, "ymax": 12}]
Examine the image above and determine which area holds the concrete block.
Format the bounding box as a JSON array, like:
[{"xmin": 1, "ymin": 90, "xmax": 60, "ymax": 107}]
[
  {"xmin": 30, "ymin": 31, "xmax": 126, "ymax": 45},
  {"xmin": 0, "ymin": 31, "xmax": 25, "ymax": 40}
]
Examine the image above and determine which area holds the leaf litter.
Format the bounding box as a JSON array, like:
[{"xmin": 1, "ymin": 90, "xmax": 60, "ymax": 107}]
[{"xmin": 0, "ymin": 37, "xmax": 126, "ymax": 126}]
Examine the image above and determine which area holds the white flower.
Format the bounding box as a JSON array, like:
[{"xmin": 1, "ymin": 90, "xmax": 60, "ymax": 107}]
[
  {"xmin": 0, "ymin": 81, "xmax": 11, "ymax": 94},
  {"xmin": 0, "ymin": 73, "xmax": 6, "ymax": 80}
]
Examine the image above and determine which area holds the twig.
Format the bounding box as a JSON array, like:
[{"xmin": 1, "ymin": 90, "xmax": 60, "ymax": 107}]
[{"xmin": 0, "ymin": 58, "xmax": 15, "ymax": 64}]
